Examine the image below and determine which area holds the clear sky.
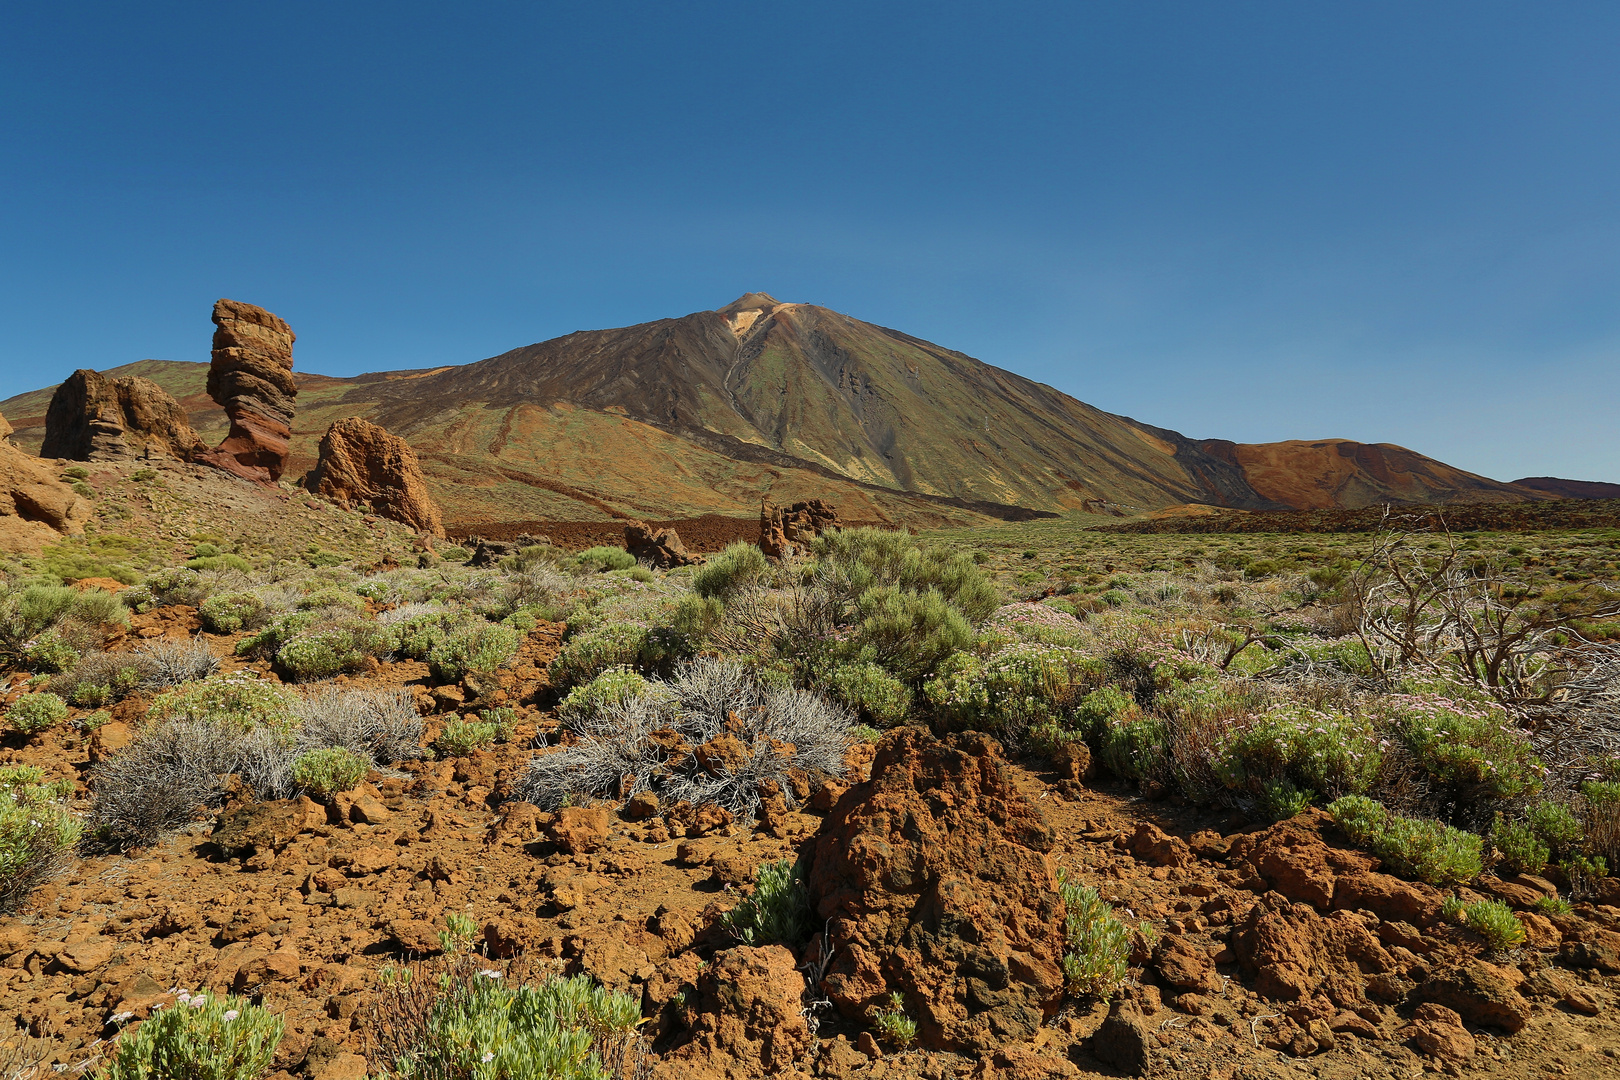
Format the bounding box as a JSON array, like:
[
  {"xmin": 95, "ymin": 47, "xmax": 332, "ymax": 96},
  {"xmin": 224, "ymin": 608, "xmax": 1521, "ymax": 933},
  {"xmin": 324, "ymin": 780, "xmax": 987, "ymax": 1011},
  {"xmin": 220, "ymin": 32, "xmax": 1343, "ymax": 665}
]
[{"xmin": 3, "ymin": 2, "xmax": 1616, "ymax": 482}]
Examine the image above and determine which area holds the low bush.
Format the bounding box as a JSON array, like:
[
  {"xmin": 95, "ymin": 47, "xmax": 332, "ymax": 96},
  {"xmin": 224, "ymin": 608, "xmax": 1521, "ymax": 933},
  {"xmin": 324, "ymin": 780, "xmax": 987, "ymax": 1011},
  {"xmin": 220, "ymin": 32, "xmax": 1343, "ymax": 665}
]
[
  {"xmin": 1328, "ymin": 795, "xmax": 1483, "ymax": 887},
  {"xmin": 429, "ymin": 621, "xmax": 522, "ymax": 682},
  {"xmin": 1215, "ymin": 704, "xmax": 1382, "ymax": 805},
  {"xmin": 558, "ymin": 666, "xmax": 654, "ymax": 729},
  {"xmin": 89, "ymin": 720, "xmax": 296, "ymax": 849},
  {"xmin": 520, "ymin": 657, "xmax": 851, "ymax": 818},
  {"xmin": 291, "ymin": 747, "xmax": 370, "ymax": 799},
  {"xmin": 435, "ymin": 718, "xmax": 504, "ymax": 758},
  {"xmin": 122, "ymin": 567, "xmax": 209, "ymax": 612},
  {"xmin": 1383, "ymin": 693, "xmax": 1543, "ymax": 808},
  {"xmin": 199, "ymin": 590, "xmax": 271, "ymax": 633},
  {"xmin": 721, "ymin": 858, "xmax": 814, "ymax": 946},
  {"xmin": 1581, "ymin": 780, "xmax": 1620, "ymax": 868},
  {"xmin": 368, "ymin": 957, "xmax": 642, "ymax": 1080},
  {"xmin": 575, "ymin": 546, "xmax": 638, "ymax": 574},
  {"xmin": 5, "ymin": 692, "xmax": 67, "ymax": 734},
  {"xmin": 0, "ymin": 765, "xmax": 80, "ymax": 913},
  {"xmin": 871, "ymin": 992, "xmax": 918, "ymax": 1048},
  {"xmin": 20, "ymin": 629, "xmax": 81, "ymax": 673},
  {"xmin": 295, "ymin": 686, "xmax": 424, "ymax": 766},
  {"xmin": 693, "ymin": 541, "xmax": 768, "ymax": 601},
  {"xmin": 186, "ymin": 553, "xmax": 252, "ymax": 573},
  {"xmin": 276, "ymin": 620, "xmax": 394, "ymax": 682},
  {"xmin": 149, "ymin": 672, "xmax": 295, "ymax": 734},
  {"xmin": 1532, "ymin": 895, "xmax": 1573, "ymax": 916},
  {"xmin": 1058, "ymin": 873, "xmax": 1130, "ymax": 997},
  {"xmin": 822, "ymin": 660, "xmax": 913, "ymax": 727},
  {"xmin": 1489, "ymin": 815, "xmax": 1550, "ymax": 875},
  {"xmin": 103, "ymin": 988, "xmax": 283, "ymax": 1080},
  {"xmin": 843, "ymin": 585, "xmax": 973, "ymax": 683},
  {"xmin": 549, "ymin": 622, "xmax": 649, "ymax": 688},
  {"xmin": 1463, "ymin": 898, "xmax": 1526, "ymax": 950}
]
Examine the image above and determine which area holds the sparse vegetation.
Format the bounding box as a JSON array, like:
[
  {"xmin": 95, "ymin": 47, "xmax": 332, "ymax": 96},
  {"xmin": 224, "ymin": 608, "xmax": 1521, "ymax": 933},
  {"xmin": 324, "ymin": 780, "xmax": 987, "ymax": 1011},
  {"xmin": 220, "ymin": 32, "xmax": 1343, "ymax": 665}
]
[
  {"xmin": 720, "ymin": 858, "xmax": 814, "ymax": 947},
  {"xmin": 103, "ymin": 988, "xmax": 283, "ymax": 1080},
  {"xmin": 1057, "ymin": 873, "xmax": 1130, "ymax": 997}
]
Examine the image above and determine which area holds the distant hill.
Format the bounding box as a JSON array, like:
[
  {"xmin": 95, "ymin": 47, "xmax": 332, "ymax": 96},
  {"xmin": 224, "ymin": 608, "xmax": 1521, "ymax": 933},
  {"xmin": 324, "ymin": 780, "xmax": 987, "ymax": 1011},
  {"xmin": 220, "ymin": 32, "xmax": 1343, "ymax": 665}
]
[
  {"xmin": 2, "ymin": 294, "xmax": 1605, "ymax": 526},
  {"xmin": 1510, "ymin": 476, "xmax": 1620, "ymax": 500}
]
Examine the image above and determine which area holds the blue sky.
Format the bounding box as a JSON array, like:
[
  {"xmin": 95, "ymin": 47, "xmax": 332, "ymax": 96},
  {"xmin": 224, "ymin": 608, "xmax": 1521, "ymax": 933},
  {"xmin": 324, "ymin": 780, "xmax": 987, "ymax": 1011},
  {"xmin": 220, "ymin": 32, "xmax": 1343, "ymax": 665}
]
[{"xmin": 3, "ymin": 2, "xmax": 1616, "ymax": 482}]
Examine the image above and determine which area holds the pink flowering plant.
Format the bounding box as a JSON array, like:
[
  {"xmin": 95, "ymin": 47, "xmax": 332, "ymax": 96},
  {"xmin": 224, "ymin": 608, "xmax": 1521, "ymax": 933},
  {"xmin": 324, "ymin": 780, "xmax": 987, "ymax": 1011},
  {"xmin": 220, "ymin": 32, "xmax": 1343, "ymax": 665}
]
[
  {"xmin": 1213, "ymin": 703, "xmax": 1383, "ymax": 805},
  {"xmin": 1379, "ymin": 692, "xmax": 1543, "ymax": 803}
]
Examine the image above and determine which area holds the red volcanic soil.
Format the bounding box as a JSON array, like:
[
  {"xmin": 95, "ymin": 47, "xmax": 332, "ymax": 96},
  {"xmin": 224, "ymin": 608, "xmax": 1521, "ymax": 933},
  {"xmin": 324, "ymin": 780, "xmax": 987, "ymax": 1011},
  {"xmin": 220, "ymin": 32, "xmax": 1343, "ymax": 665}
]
[{"xmin": 447, "ymin": 516, "xmax": 892, "ymax": 554}]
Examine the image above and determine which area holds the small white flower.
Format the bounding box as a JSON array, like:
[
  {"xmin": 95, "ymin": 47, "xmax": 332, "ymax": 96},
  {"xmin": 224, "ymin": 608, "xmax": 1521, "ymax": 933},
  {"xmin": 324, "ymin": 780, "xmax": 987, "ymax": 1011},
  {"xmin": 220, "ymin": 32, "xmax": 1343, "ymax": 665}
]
[
  {"xmin": 223, "ymin": 1010, "xmax": 240, "ymax": 1022},
  {"xmin": 481, "ymin": 1052, "xmax": 495, "ymax": 1063},
  {"xmin": 110, "ymin": 1011, "xmax": 134, "ymax": 1024},
  {"xmin": 478, "ymin": 969, "xmax": 502, "ymax": 979},
  {"xmin": 176, "ymin": 991, "xmax": 191, "ymax": 1005},
  {"xmin": 188, "ymin": 995, "xmax": 207, "ymax": 1009}
]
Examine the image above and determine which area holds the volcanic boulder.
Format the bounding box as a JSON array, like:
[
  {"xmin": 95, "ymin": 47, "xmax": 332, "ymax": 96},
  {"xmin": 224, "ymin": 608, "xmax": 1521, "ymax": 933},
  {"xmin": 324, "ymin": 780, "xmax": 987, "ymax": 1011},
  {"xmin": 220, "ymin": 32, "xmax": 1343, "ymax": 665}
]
[
  {"xmin": 807, "ymin": 730, "xmax": 1066, "ymax": 1052},
  {"xmin": 759, "ymin": 498, "xmax": 840, "ymax": 558},
  {"xmin": 40, "ymin": 369, "xmax": 204, "ymax": 462},
  {"xmin": 305, "ymin": 418, "xmax": 444, "ymax": 536},
  {"xmin": 624, "ymin": 521, "xmax": 698, "ymax": 568},
  {"xmin": 193, "ymin": 299, "xmax": 297, "ymax": 483},
  {"xmin": 0, "ymin": 441, "xmax": 93, "ymax": 552}
]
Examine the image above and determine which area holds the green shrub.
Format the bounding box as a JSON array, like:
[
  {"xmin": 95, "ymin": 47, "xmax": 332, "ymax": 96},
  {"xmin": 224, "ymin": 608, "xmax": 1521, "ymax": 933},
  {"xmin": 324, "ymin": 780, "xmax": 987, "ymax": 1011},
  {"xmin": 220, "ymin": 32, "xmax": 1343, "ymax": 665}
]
[
  {"xmin": 575, "ymin": 546, "xmax": 637, "ymax": 573},
  {"xmin": 721, "ymin": 858, "xmax": 814, "ymax": 947},
  {"xmin": 19, "ymin": 629, "xmax": 79, "ymax": 673},
  {"xmin": 1463, "ymin": 899, "xmax": 1526, "ymax": 950},
  {"xmin": 429, "ymin": 622, "xmax": 523, "ymax": 682},
  {"xmin": 149, "ymin": 673, "xmax": 295, "ymax": 734},
  {"xmin": 871, "ymin": 991, "xmax": 918, "ymax": 1047},
  {"xmin": 71, "ymin": 481, "xmax": 95, "ymax": 500},
  {"xmin": 1099, "ymin": 589, "xmax": 1129, "ymax": 607},
  {"xmin": 376, "ymin": 965, "xmax": 641, "ymax": 1080},
  {"xmin": 812, "ymin": 527, "xmax": 1000, "ymax": 623},
  {"xmin": 0, "ymin": 584, "xmax": 78, "ymax": 648},
  {"xmin": 5, "ymin": 693, "xmax": 67, "ymax": 734},
  {"xmin": 81, "ymin": 709, "xmax": 111, "ymax": 731},
  {"xmin": 1441, "ymin": 894, "xmax": 1466, "ymax": 923},
  {"xmin": 185, "ymin": 553, "xmax": 252, "ymax": 573},
  {"xmin": 122, "ymin": 567, "xmax": 208, "ymax": 612},
  {"xmin": 1490, "ymin": 815, "xmax": 1550, "ymax": 875},
  {"xmin": 1057, "ymin": 874, "xmax": 1129, "ymax": 997},
  {"xmin": 199, "ymin": 591, "xmax": 270, "ymax": 634},
  {"xmin": 550, "ymin": 622, "xmax": 649, "ymax": 688},
  {"xmin": 1215, "ymin": 704, "xmax": 1382, "ymax": 803},
  {"xmin": 1328, "ymin": 795, "xmax": 1483, "ymax": 887},
  {"xmin": 850, "ymin": 723, "xmax": 883, "ymax": 744},
  {"xmin": 558, "ymin": 666, "xmax": 651, "ymax": 729},
  {"xmin": 62, "ymin": 466, "xmax": 89, "ymax": 480},
  {"xmin": 0, "ymin": 765, "xmax": 80, "ymax": 913},
  {"xmin": 131, "ymin": 467, "xmax": 157, "ymax": 481},
  {"xmin": 103, "ymin": 988, "xmax": 283, "ymax": 1080},
  {"xmin": 1526, "ymin": 801, "xmax": 1584, "ymax": 854},
  {"xmin": 822, "ymin": 661, "xmax": 913, "ymax": 727},
  {"xmin": 1258, "ymin": 777, "xmax": 1314, "ymax": 822},
  {"xmin": 291, "ymin": 747, "xmax": 370, "ymax": 799},
  {"xmin": 845, "ymin": 586, "xmax": 973, "ymax": 683},
  {"xmin": 1533, "ymin": 895, "xmax": 1573, "ymax": 916},
  {"xmin": 276, "ymin": 620, "xmax": 394, "ymax": 682},
  {"xmin": 435, "ymin": 719, "xmax": 502, "ymax": 758},
  {"xmin": 693, "ymin": 541, "xmax": 769, "ymax": 601},
  {"xmin": 1385, "ymin": 693, "xmax": 1543, "ymax": 804}
]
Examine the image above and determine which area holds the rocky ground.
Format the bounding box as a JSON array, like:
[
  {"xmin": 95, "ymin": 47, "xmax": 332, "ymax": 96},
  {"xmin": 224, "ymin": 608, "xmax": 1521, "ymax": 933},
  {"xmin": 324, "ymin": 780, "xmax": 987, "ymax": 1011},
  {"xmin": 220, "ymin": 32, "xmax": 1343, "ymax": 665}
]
[{"xmin": 3, "ymin": 608, "xmax": 1619, "ymax": 1080}]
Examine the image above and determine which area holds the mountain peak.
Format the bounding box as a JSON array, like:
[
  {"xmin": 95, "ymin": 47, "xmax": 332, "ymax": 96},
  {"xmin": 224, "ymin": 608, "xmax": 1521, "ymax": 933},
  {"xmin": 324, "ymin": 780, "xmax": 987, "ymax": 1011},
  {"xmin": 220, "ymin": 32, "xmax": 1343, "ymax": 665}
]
[{"xmin": 717, "ymin": 292, "xmax": 781, "ymax": 316}]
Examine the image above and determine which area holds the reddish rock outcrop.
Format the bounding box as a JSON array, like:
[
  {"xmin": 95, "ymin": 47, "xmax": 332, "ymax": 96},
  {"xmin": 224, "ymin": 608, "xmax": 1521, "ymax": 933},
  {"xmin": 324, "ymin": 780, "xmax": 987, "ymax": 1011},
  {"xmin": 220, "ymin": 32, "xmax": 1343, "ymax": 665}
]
[
  {"xmin": 808, "ymin": 730, "xmax": 1066, "ymax": 1052},
  {"xmin": 651, "ymin": 945, "xmax": 810, "ymax": 1078},
  {"xmin": 624, "ymin": 521, "xmax": 698, "ymax": 568},
  {"xmin": 759, "ymin": 498, "xmax": 840, "ymax": 558},
  {"xmin": 40, "ymin": 368, "xmax": 204, "ymax": 462},
  {"xmin": 0, "ymin": 441, "xmax": 93, "ymax": 552},
  {"xmin": 193, "ymin": 299, "xmax": 297, "ymax": 483},
  {"xmin": 1231, "ymin": 893, "xmax": 1397, "ymax": 1007},
  {"xmin": 305, "ymin": 418, "xmax": 444, "ymax": 537}
]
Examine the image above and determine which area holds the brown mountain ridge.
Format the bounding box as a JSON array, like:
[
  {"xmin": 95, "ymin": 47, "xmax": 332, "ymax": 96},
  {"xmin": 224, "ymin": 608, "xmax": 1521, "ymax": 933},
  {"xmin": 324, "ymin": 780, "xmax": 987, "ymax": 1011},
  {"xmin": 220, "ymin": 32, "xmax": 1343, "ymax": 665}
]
[{"xmin": 0, "ymin": 293, "xmax": 1600, "ymax": 525}]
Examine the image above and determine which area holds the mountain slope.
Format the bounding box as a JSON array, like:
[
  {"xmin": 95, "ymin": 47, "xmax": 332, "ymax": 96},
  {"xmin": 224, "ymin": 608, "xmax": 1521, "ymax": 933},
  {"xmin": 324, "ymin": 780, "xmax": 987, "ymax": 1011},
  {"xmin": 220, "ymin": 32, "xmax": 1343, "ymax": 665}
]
[{"xmin": 0, "ymin": 294, "xmax": 1582, "ymax": 523}]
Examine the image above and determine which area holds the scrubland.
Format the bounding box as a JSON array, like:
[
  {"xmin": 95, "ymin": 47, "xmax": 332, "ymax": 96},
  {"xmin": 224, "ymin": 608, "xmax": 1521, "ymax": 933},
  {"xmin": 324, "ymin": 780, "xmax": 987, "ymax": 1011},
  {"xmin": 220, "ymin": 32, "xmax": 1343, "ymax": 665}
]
[{"xmin": 3, "ymin": 492, "xmax": 1620, "ymax": 1080}]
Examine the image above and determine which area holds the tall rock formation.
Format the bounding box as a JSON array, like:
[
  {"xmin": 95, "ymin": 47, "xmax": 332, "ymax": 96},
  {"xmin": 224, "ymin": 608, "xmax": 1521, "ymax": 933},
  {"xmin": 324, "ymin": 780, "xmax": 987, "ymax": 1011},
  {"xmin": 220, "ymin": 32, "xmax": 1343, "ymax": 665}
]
[
  {"xmin": 0, "ymin": 442, "xmax": 93, "ymax": 552},
  {"xmin": 193, "ymin": 299, "xmax": 297, "ymax": 484},
  {"xmin": 759, "ymin": 498, "xmax": 841, "ymax": 557},
  {"xmin": 39, "ymin": 369, "xmax": 203, "ymax": 462},
  {"xmin": 305, "ymin": 417, "xmax": 445, "ymax": 537}
]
